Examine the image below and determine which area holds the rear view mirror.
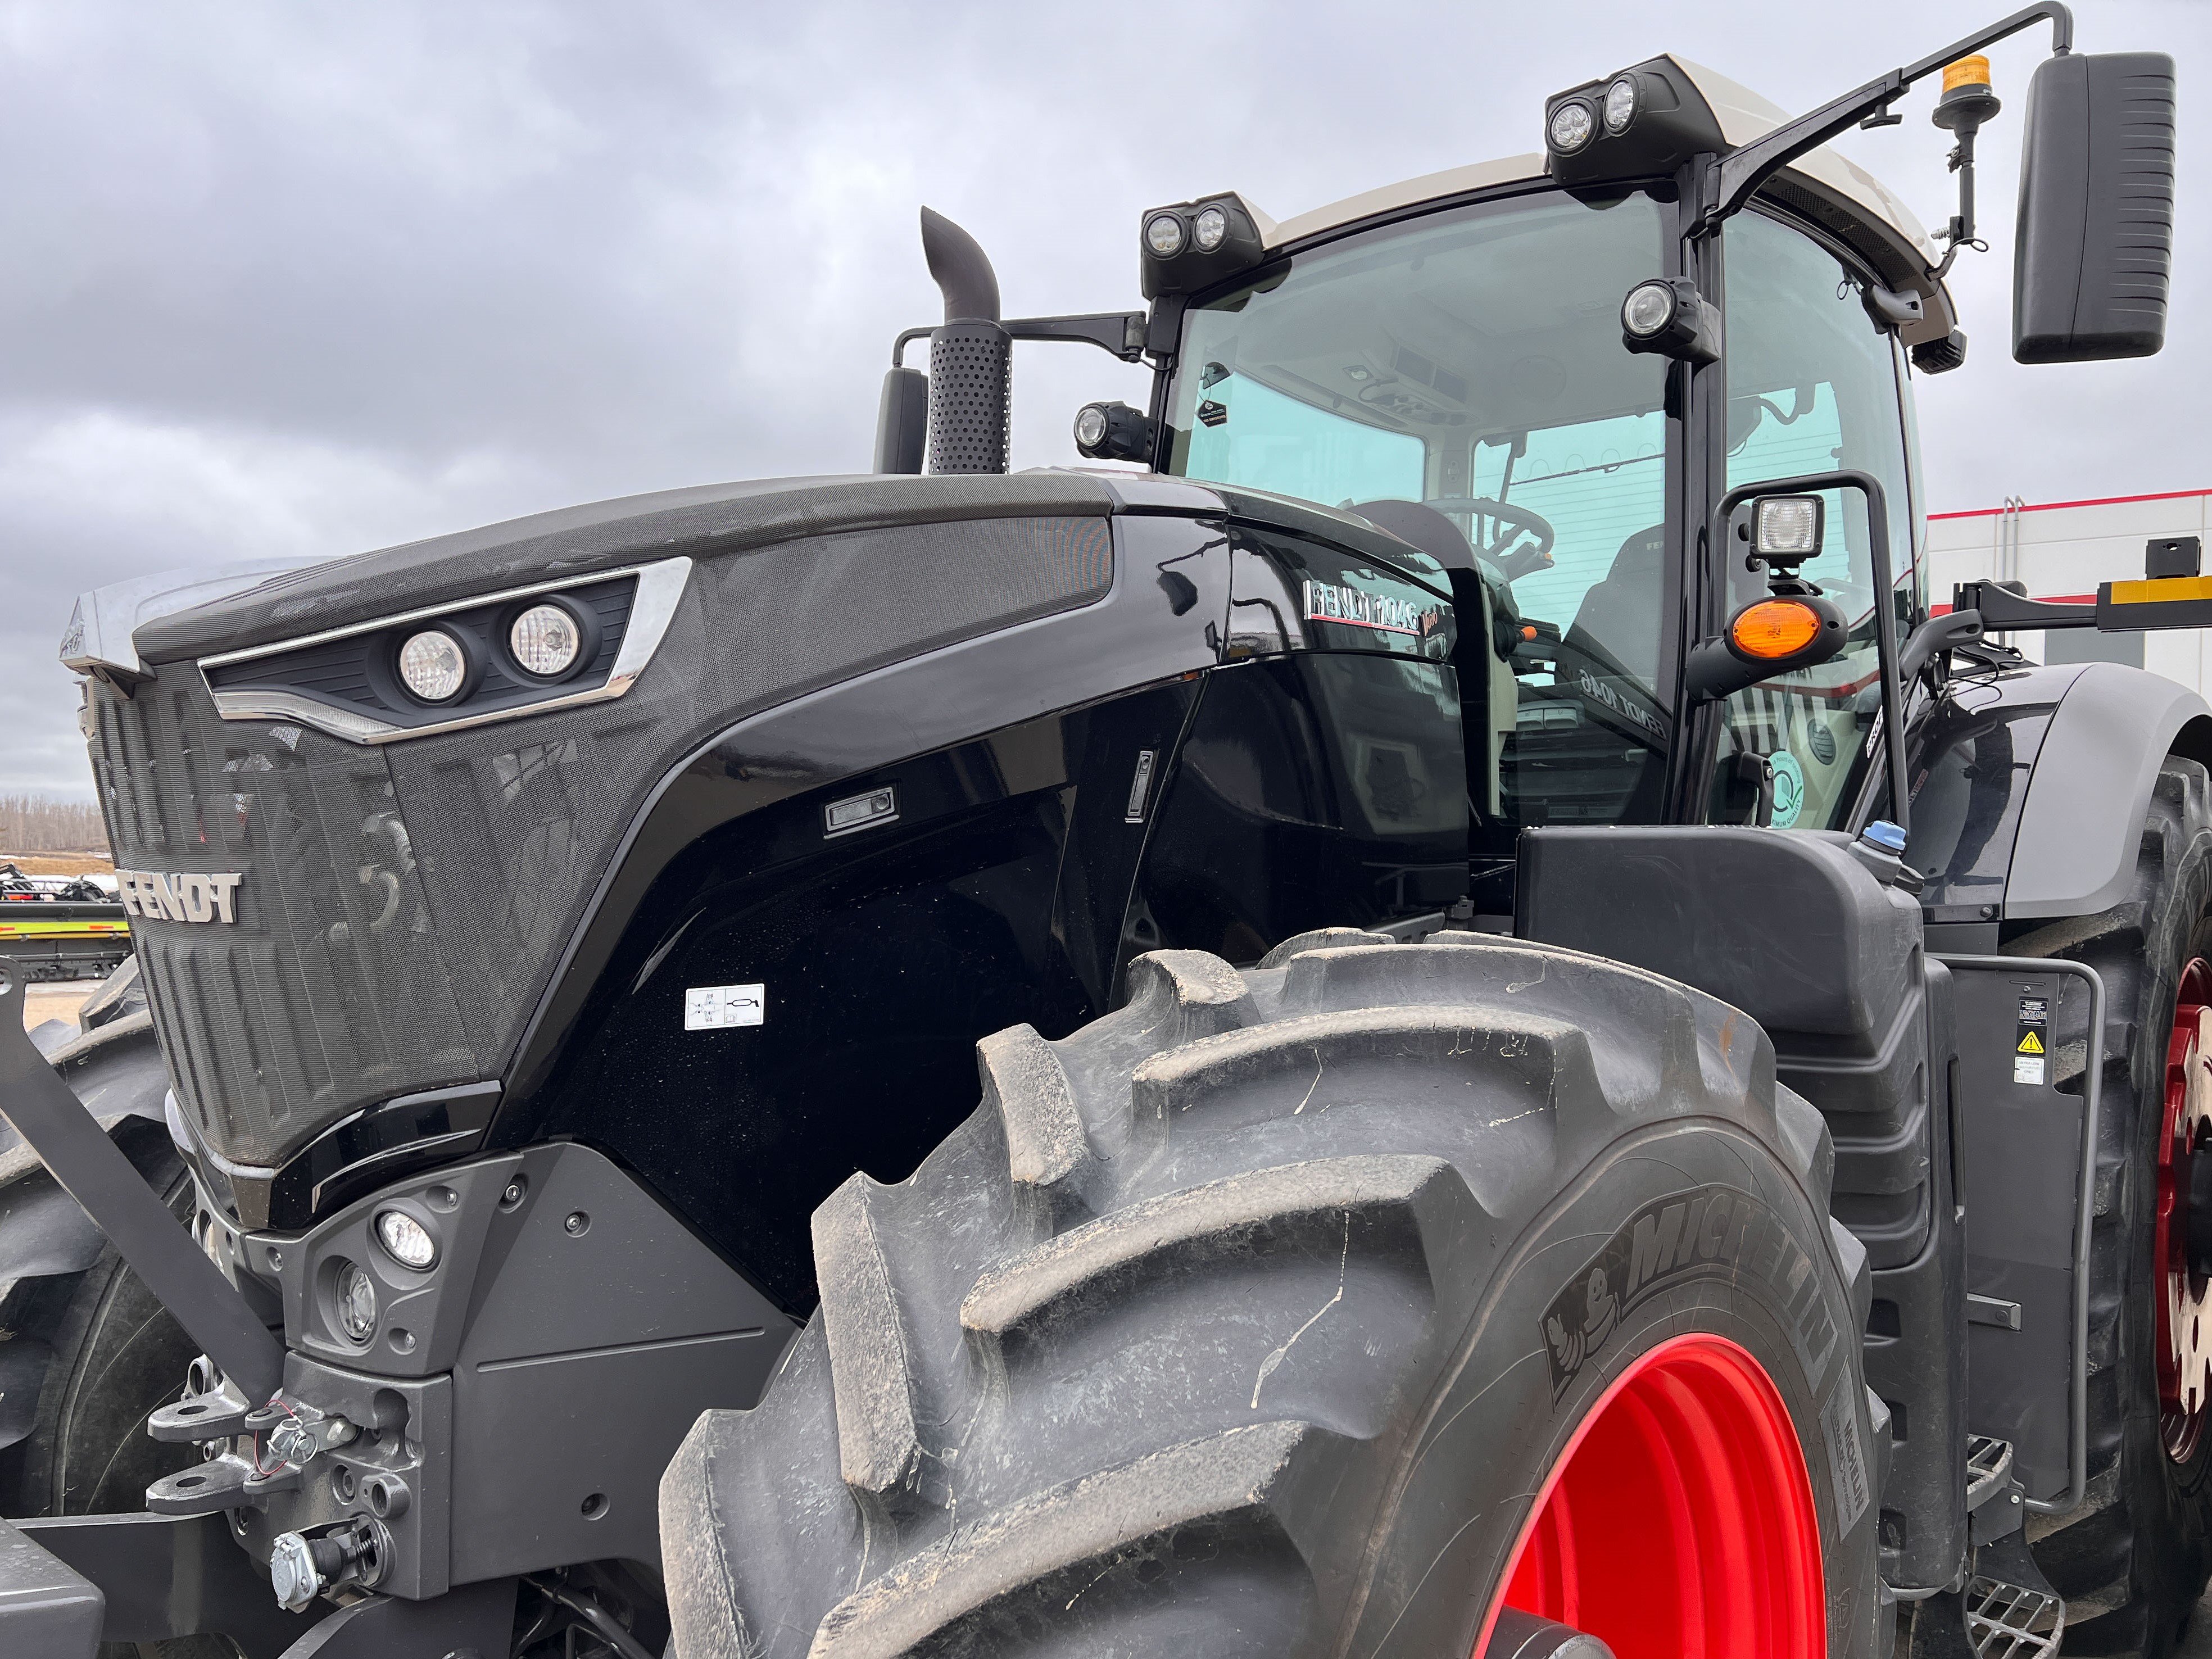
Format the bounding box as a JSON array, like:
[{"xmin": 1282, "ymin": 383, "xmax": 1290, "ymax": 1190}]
[{"xmin": 2014, "ymin": 51, "xmax": 2177, "ymax": 363}]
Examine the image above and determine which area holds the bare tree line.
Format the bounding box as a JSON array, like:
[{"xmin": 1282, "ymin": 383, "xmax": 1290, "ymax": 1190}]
[{"xmin": 0, "ymin": 794, "xmax": 110, "ymax": 854}]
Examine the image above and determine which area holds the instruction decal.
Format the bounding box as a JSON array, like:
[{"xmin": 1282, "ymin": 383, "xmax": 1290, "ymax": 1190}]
[
  {"xmin": 1821, "ymin": 1383, "xmax": 1871, "ymax": 1535},
  {"xmin": 685, "ymin": 983, "xmax": 764, "ymax": 1031},
  {"xmin": 2015, "ymin": 992, "xmax": 2049, "ymax": 1086}
]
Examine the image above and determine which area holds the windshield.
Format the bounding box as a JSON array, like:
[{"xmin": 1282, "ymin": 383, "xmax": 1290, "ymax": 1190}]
[{"xmin": 1165, "ymin": 191, "xmax": 1673, "ymax": 846}]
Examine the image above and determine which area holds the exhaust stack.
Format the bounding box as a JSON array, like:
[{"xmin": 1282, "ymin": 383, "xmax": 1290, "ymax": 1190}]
[{"xmin": 918, "ymin": 207, "xmax": 1011, "ymax": 474}]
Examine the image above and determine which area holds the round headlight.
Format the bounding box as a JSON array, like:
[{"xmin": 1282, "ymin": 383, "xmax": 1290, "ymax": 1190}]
[
  {"xmin": 1192, "ymin": 205, "xmax": 1229, "ymax": 252},
  {"xmin": 396, "ymin": 629, "xmax": 466, "ymax": 702},
  {"xmin": 1621, "ymin": 279, "xmax": 1676, "ymax": 338},
  {"xmin": 375, "ymin": 1209, "xmax": 438, "ymax": 1271},
  {"xmin": 1144, "ymin": 212, "xmax": 1187, "ymax": 257},
  {"xmin": 1548, "ymin": 99, "xmax": 1595, "ymax": 154},
  {"xmin": 334, "ymin": 1259, "xmax": 378, "ymax": 1344},
  {"xmin": 1603, "ymin": 76, "xmax": 1638, "ymax": 134},
  {"xmin": 1073, "ymin": 404, "xmax": 1109, "ymax": 452},
  {"xmin": 509, "ymin": 602, "xmax": 582, "ymax": 678}
]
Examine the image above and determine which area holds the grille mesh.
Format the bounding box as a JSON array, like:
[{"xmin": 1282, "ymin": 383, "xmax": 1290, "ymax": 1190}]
[{"xmin": 92, "ymin": 671, "xmax": 479, "ymax": 1167}]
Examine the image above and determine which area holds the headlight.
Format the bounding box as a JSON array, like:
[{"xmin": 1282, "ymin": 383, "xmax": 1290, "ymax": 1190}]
[
  {"xmin": 375, "ymin": 1209, "xmax": 438, "ymax": 1271},
  {"xmin": 1192, "ymin": 205, "xmax": 1229, "ymax": 252},
  {"xmin": 1144, "ymin": 212, "xmax": 1186, "ymax": 257},
  {"xmin": 396, "ymin": 629, "xmax": 466, "ymax": 702},
  {"xmin": 334, "ymin": 1259, "xmax": 378, "ymax": 1343},
  {"xmin": 1073, "ymin": 404, "xmax": 1110, "ymax": 451},
  {"xmin": 1547, "ymin": 99, "xmax": 1595, "ymax": 153},
  {"xmin": 509, "ymin": 602, "xmax": 582, "ymax": 678},
  {"xmin": 1621, "ymin": 279, "xmax": 1675, "ymax": 338}
]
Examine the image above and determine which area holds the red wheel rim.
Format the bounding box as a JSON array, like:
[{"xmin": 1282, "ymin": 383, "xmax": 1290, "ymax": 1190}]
[
  {"xmin": 2157, "ymin": 958, "xmax": 2212, "ymax": 1462},
  {"xmin": 1476, "ymin": 1332, "xmax": 1826, "ymax": 1659}
]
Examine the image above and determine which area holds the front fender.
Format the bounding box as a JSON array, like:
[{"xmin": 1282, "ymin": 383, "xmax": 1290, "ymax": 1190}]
[
  {"xmin": 1905, "ymin": 661, "xmax": 2212, "ymax": 926},
  {"xmin": 2010, "ymin": 663, "xmax": 2212, "ymax": 919}
]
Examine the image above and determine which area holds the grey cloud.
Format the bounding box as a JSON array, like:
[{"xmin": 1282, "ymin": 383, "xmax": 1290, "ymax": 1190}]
[{"xmin": 3, "ymin": 0, "xmax": 2204, "ymax": 795}]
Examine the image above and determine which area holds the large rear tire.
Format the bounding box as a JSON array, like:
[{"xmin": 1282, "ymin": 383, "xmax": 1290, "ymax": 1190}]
[
  {"xmin": 2016, "ymin": 758, "xmax": 2212, "ymax": 1656},
  {"xmin": 662, "ymin": 933, "xmax": 1884, "ymax": 1658}
]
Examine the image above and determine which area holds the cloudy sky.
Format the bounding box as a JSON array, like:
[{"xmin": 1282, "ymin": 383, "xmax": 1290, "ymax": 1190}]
[{"xmin": 3, "ymin": 0, "xmax": 2203, "ymax": 797}]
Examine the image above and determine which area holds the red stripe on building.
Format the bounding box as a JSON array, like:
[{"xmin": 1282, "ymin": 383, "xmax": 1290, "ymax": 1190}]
[{"xmin": 1929, "ymin": 488, "xmax": 2212, "ymax": 521}]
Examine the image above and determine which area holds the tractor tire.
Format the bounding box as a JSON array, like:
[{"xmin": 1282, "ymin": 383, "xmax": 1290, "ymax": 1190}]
[
  {"xmin": 0, "ymin": 1014, "xmax": 205, "ymax": 1512},
  {"xmin": 2015, "ymin": 756, "xmax": 2212, "ymax": 1657},
  {"xmin": 661, "ymin": 933, "xmax": 1885, "ymax": 1659},
  {"xmin": 0, "ymin": 1012, "xmax": 231, "ymax": 1658}
]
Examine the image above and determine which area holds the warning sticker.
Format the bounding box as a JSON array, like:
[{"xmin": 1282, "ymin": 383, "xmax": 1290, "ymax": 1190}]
[
  {"xmin": 2014, "ymin": 991, "xmax": 2050, "ymax": 1087},
  {"xmin": 685, "ymin": 983, "xmax": 764, "ymax": 1030}
]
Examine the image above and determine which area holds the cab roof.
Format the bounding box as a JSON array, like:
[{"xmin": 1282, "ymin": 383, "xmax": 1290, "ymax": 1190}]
[{"xmin": 1241, "ymin": 56, "xmax": 1953, "ymax": 347}]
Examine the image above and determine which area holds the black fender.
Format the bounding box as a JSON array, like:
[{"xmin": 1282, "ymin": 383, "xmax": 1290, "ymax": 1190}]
[{"xmin": 1907, "ymin": 661, "xmax": 2212, "ymax": 927}]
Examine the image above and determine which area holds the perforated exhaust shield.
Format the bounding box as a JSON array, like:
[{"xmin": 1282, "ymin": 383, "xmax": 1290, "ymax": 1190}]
[{"xmin": 97, "ymin": 481, "xmax": 1116, "ymax": 1172}]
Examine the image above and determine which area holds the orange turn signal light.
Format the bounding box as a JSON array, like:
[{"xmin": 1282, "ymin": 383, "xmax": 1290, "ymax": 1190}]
[{"xmin": 1731, "ymin": 599, "xmax": 1824, "ymax": 660}]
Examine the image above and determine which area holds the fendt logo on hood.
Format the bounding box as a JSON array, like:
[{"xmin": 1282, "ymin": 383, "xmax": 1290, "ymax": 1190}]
[{"xmin": 117, "ymin": 871, "xmax": 242, "ymax": 925}]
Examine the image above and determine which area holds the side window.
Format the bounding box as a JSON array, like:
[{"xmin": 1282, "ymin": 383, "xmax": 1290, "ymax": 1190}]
[{"xmin": 1716, "ymin": 210, "xmax": 1915, "ymax": 831}]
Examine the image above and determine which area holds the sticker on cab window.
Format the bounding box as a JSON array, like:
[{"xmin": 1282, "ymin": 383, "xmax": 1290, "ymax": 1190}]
[{"xmin": 1768, "ymin": 750, "xmax": 1806, "ymax": 828}]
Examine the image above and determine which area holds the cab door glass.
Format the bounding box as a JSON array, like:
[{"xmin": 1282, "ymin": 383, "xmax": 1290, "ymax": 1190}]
[{"xmin": 1717, "ymin": 209, "xmax": 1915, "ymax": 831}]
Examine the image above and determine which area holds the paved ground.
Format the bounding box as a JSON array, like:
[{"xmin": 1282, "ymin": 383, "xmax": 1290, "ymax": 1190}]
[{"xmin": 21, "ymin": 982, "xmax": 94, "ymax": 1036}]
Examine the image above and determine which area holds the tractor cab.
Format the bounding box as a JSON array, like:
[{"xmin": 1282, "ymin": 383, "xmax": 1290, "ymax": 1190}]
[{"xmin": 880, "ymin": 17, "xmax": 2181, "ymax": 918}]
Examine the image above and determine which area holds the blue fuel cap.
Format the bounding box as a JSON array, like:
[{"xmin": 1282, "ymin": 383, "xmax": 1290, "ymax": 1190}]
[{"xmin": 1860, "ymin": 819, "xmax": 1908, "ymax": 854}]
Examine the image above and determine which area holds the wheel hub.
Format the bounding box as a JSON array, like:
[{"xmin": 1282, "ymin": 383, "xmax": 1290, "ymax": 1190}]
[
  {"xmin": 2157, "ymin": 959, "xmax": 2212, "ymax": 1462},
  {"xmin": 1480, "ymin": 1333, "xmax": 1824, "ymax": 1658}
]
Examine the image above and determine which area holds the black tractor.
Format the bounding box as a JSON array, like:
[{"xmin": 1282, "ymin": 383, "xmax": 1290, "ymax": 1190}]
[{"xmin": 0, "ymin": 7, "xmax": 2199, "ymax": 1657}]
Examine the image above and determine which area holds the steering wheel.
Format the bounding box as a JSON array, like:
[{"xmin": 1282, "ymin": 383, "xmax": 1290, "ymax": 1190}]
[{"xmin": 1422, "ymin": 497, "xmax": 1558, "ymax": 581}]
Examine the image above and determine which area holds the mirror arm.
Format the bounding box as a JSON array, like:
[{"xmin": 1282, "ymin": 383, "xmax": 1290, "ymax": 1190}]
[
  {"xmin": 1699, "ymin": 3, "xmax": 2074, "ymax": 234},
  {"xmin": 1956, "ymin": 580, "xmax": 2097, "ymax": 630},
  {"xmin": 891, "ymin": 312, "xmax": 1149, "ymax": 369},
  {"xmin": 1003, "ymin": 312, "xmax": 1150, "ymax": 364}
]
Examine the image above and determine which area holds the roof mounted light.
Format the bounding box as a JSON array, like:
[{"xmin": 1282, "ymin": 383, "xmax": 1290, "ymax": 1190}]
[
  {"xmin": 1543, "ymin": 58, "xmax": 1725, "ymax": 190},
  {"xmin": 1603, "ymin": 76, "xmax": 1638, "ymax": 134},
  {"xmin": 1547, "ymin": 99, "xmax": 1596, "ymax": 154},
  {"xmin": 1137, "ymin": 194, "xmax": 1270, "ymax": 300}
]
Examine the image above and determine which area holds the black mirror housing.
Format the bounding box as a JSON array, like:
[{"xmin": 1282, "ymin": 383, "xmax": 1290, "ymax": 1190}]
[
  {"xmin": 874, "ymin": 366, "xmax": 928, "ymax": 474},
  {"xmin": 2014, "ymin": 51, "xmax": 2177, "ymax": 364}
]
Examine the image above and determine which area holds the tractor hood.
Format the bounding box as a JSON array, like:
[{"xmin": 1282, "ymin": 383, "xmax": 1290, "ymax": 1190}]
[{"xmin": 74, "ymin": 468, "xmax": 1436, "ymax": 1226}]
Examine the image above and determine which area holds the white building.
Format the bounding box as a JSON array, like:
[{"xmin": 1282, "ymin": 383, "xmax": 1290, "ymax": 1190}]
[{"xmin": 1923, "ymin": 488, "xmax": 2212, "ymax": 694}]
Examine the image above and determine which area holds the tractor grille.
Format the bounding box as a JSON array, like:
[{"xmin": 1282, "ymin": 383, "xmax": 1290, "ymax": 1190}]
[{"xmin": 91, "ymin": 669, "xmax": 479, "ymax": 1168}]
